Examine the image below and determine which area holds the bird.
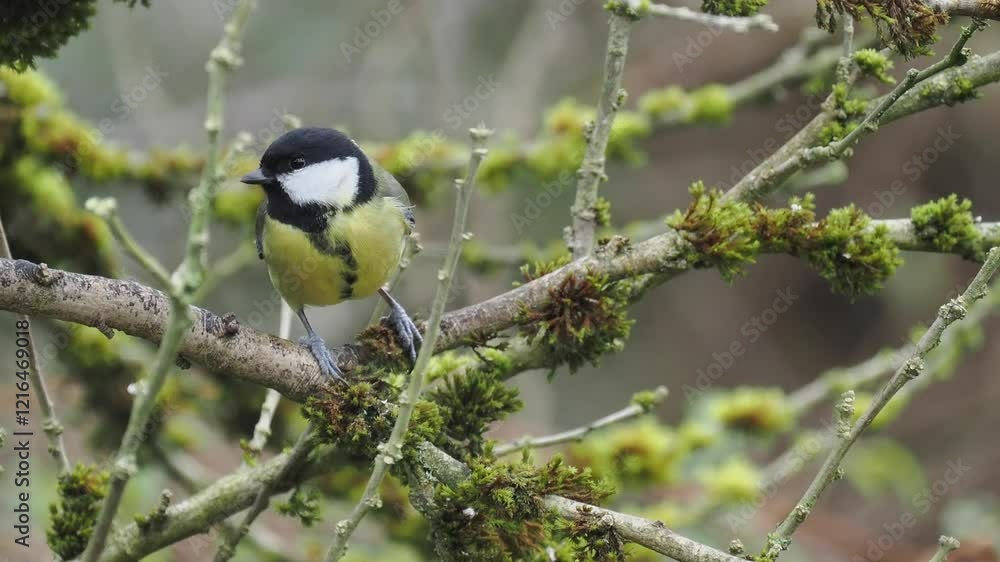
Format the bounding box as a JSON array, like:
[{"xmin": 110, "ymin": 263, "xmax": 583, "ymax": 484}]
[{"xmin": 240, "ymin": 127, "xmax": 421, "ymax": 382}]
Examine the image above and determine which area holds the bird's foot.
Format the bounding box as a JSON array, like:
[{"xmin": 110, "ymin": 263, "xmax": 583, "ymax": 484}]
[
  {"xmin": 299, "ymin": 333, "xmax": 347, "ymax": 384},
  {"xmin": 385, "ymin": 303, "xmax": 422, "ymax": 364}
]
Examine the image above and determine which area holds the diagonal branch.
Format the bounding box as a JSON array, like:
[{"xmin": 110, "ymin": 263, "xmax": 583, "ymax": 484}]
[{"xmin": 761, "ymin": 247, "xmax": 1000, "ymax": 560}]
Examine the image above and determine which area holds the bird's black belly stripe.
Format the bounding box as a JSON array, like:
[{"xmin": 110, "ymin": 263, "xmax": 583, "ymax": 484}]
[{"xmin": 306, "ymin": 232, "xmax": 360, "ymax": 300}]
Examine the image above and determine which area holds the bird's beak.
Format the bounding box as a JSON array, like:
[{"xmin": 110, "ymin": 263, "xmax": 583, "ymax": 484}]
[{"xmin": 240, "ymin": 168, "xmax": 272, "ymax": 185}]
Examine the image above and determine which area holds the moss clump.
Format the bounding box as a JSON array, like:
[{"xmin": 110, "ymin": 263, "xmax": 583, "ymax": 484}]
[
  {"xmin": 566, "ymin": 507, "xmax": 627, "ymax": 561},
  {"xmin": 568, "ymin": 419, "xmax": 682, "ymax": 489},
  {"xmin": 357, "ymin": 323, "xmax": 417, "ymax": 376},
  {"xmin": 702, "ymin": 0, "xmax": 767, "ymax": 16},
  {"xmin": 919, "ymin": 76, "xmax": 979, "ymax": 107},
  {"xmin": 214, "ymin": 188, "xmax": 263, "ymax": 226},
  {"xmin": 428, "ymin": 368, "xmax": 523, "ymax": 458},
  {"xmin": 818, "ymin": 83, "xmax": 867, "ymax": 144},
  {"xmin": 276, "ymin": 487, "xmax": 322, "ymax": 527},
  {"xmin": 518, "ymin": 253, "xmax": 572, "ymax": 284},
  {"xmin": 690, "ymin": 84, "xmax": 733, "ymax": 125},
  {"xmin": 852, "ymin": 48, "xmax": 895, "ymax": 84},
  {"xmin": 593, "ymin": 196, "xmax": 613, "ymax": 228},
  {"xmin": 638, "ymin": 86, "xmax": 687, "ymax": 120},
  {"xmin": 709, "ymin": 387, "xmax": 795, "ymax": 433},
  {"xmin": 669, "ymin": 190, "xmax": 902, "ymax": 298},
  {"xmin": 0, "ymin": 66, "xmax": 61, "ymax": 105},
  {"xmin": 304, "ymin": 382, "xmax": 396, "ymax": 460},
  {"xmin": 304, "ymin": 380, "xmax": 446, "ymax": 465},
  {"xmin": 604, "ymin": 0, "xmax": 651, "ymax": 18},
  {"xmin": 668, "ymin": 182, "xmax": 759, "ymax": 281},
  {"xmin": 523, "ymin": 272, "xmax": 633, "ymax": 374},
  {"xmin": 911, "ymin": 195, "xmax": 983, "ymax": 260},
  {"xmin": 803, "ymin": 205, "xmax": 901, "ymax": 298},
  {"xmin": 432, "ymin": 455, "xmax": 613, "ymax": 561},
  {"xmin": 47, "ymin": 464, "xmax": 109, "ymax": 560},
  {"xmin": 698, "ymin": 458, "xmax": 762, "ymax": 503},
  {"xmin": 815, "ymin": 0, "xmax": 946, "ymax": 57}
]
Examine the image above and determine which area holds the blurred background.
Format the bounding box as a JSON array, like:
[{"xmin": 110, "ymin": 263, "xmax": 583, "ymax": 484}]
[{"xmin": 1, "ymin": 0, "xmax": 999, "ymax": 560}]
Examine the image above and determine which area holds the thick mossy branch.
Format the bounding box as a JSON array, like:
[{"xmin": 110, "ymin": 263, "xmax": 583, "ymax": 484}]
[
  {"xmin": 670, "ymin": 187, "xmax": 902, "ymax": 298},
  {"xmin": 815, "ymin": 0, "xmax": 948, "ymax": 56},
  {"xmin": 702, "ymin": 0, "xmax": 768, "ymax": 17},
  {"xmin": 667, "ymin": 183, "xmax": 760, "ymax": 282},
  {"xmin": 911, "ymin": 194, "xmax": 984, "ymax": 260},
  {"xmin": 47, "ymin": 464, "xmax": 109, "ymax": 560},
  {"xmin": 431, "ymin": 455, "xmax": 614, "ymax": 561}
]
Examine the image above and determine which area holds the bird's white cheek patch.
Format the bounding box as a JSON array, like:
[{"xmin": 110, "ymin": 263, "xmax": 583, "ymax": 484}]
[{"xmin": 279, "ymin": 157, "xmax": 359, "ymax": 208}]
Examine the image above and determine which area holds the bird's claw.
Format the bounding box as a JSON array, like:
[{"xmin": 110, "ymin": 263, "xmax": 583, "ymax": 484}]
[
  {"xmin": 299, "ymin": 334, "xmax": 347, "ymax": 384},
  {"xmin": 386, "ymin": 305, "xmax": 422, "ymax": 364}
]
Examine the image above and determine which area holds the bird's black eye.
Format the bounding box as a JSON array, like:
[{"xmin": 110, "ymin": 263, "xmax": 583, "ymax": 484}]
[{"xmin": 290, "ymin": 157, "xmax": 306, "ymax": 170}]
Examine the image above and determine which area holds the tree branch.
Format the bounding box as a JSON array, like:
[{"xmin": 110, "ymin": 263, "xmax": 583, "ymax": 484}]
[
  {"xmin": 647, "ymin": 3, "xmax": 777, "ymax": 32},
  {"xmin": 570, "ymin": 12, "xmax": 634, "ymax": 258},
  {"xmin": 0, "ymin": 217, "xmax": 70, "ymax": 473},
  {"xmin": 494, "ymin": 386, "xmax": 668, "ymax": 456},
  {"xmin": 761, "ymin": 247, "xmax": 1000, "ymax": 559}
]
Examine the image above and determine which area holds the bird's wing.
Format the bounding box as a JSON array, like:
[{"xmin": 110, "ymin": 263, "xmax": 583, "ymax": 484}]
[
  {"xmin": 373, "ymin": 162, "xmax": 415, "ymax": 232},
  {"xmin": 255, "ymin": 200, "xmax": 266, "ymax": 260}
]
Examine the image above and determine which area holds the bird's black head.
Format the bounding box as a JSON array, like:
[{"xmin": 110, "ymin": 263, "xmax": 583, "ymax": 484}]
[{"xmin": 241, "ymin": 127, "xmax": 376, "ymax": 230}]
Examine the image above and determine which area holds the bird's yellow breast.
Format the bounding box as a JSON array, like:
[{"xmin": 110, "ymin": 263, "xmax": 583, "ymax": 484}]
[{"xmin": 262, "ymin": 198, "xmax": 407, "ymax": 310}]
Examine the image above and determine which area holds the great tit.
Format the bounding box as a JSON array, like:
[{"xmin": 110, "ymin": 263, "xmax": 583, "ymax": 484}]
[{"xmin": 241, "ymin": 127, "xmax": 421, "ymax": 382}]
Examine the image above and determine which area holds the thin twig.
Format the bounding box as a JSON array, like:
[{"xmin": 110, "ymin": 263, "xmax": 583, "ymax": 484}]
[
  {"xmin": 727, "ymin": 21, "xmax": 984, "ymax": 202},
  {"xmin": 647, "ymin": 3, "xmax": 777, "ymax": 32},
  {"xmin": 213, "ymin": 425, "xmax": 316, "ymax": 562},
  {"xmin": 243, "ymin": 302, "xmax": 293, "ymax": 464},
  {"xmin": 323, "ymin": 126, "xmax": 493, "ymax": 562},
  {"xmin": 761, "ymin": 247, "xmax": 1000, "ymax": 560},
  {"xmin": 570, "ymin": 12, "xmax": 634, "ymax": 258},
  {"xmin": 80, "ymin": 2, "xmax": 255, "ymax": 560},
  {"xmin": 929, "ymin": 536, "xmax": 961, "ymax": 562},
  {"xmin": 85, "ymin": 198, "xmax": 172, "ymax": 288},
  {"xmin": 0, "ymin": 217, "xmax": 70, "ymax": 473},
  {"xmin": 494, "ymin": 386, "xmax": 668, "ymax": 456}
]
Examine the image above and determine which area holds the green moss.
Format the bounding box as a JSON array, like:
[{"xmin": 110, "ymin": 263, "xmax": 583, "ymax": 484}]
[
  {"xmin": 593, "ymin": 196, "xmax": 613, "ymax": 228},
  {"xmin": 852, "ymin": 48, "xmax": 895, "ymax": 84},
  {"xmin": 604, "ymin": 0, "xmax": 650, "ymax": 18},
  {"xmin": 522, "ymin": 272, "xmax": 633, "ymax": 374},
  {"xmin": 518, "ymin": 252, "xmax": 572, "ymax": 284},
  {"xmin": 607, "ymin": 111, "xmax": 651, "ymax": 163},
  {"xmin": 566, "ymin": 507, "xmax": 627, "ymax": 561},
  {"xmin": 709, "ymin": 387, "xmax": 794, "ymax": 433},
  {"xmin": 304, "ymin": 382, "xmax": 396, "ymax": 460},
  {"xmin": 134, "ymin": 490, "xmax": 172, "ymax": 533},
  {"xmin": 276, "ymin": 487, "xmax": 322, "ymax": 527},
  {"xmin": 698, "ymin": 458, "xmax": 762, "ymax": 503},
  {"xmin": 568, "ymin": 419, "xmax": 682, "ymax": 489},
  {"xmin": 47, "ymin": 464, "xmax": 109, "ymax": 560},
  {"xmin": 911, "ymin": 194, "xmax": 983, "ymax": 260},
  {"xmin": 630, "ymin": 389, "xmax": 663, "ymax": 412},
  {"xmin": 804, "ymin": 205, "xmax": 901, "ymax": 298},
  {"xmin": 667, "ymin": 182, "xmax": 759, "ymax": 282},
  {"xmin": 638, "ymin": 86, "xmax": 687, "ymax": 120},
  {"xmin": 690, "ymin": 84, "xmax": 733, "ymax": 125},
  {"xmin": 432, "ymin": 455, "xmax": 613, "ymax": 561},
  {"xmin": 0, "ymin": 66, "xmax": 61, "ymax": 105},
  {"xmin": 428, "ymin": 367, "xmax": 522, "ymax": 457},
  {"xmin": 920, "ymin": 76, "xmax": 979, "ymax": 107},
  {"xmin": 702, "ymin": 0, "xmax": 767, "ymax": 16},
  {"xmin": 214, "ymin": 188, "xmax": 263, "ymax": 226}
]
